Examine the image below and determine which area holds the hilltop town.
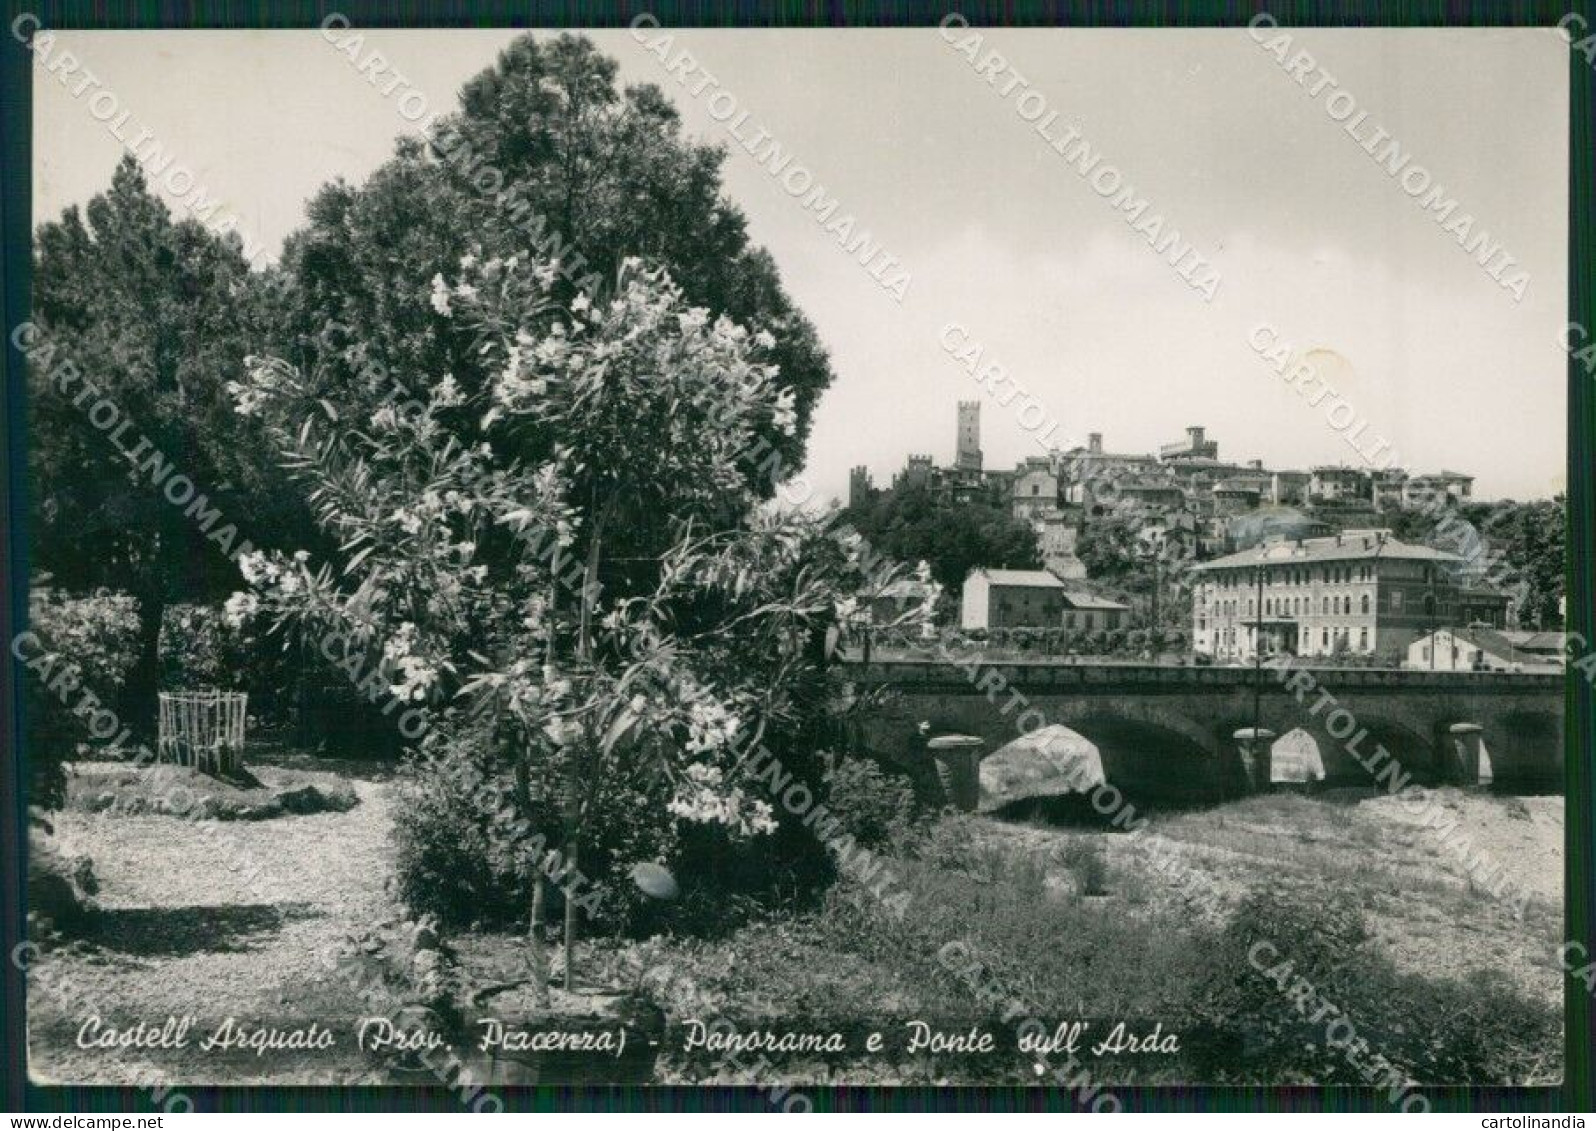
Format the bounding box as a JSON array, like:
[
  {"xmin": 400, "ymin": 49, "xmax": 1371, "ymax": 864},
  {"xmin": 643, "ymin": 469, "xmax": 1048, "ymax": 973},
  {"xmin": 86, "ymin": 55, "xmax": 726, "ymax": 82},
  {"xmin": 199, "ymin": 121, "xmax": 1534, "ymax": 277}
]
[{"xmin": 846, "ymin": 403, "xmax": 1562, "ymax": 669}]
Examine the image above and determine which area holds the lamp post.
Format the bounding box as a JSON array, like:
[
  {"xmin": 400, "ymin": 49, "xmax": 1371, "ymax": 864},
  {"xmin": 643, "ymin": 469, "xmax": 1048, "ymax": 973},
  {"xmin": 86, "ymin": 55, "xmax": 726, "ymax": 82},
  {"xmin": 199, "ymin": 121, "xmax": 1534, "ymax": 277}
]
[
  {"xmin": 1427, "ymin": 578, "xmax": 1438, "ymax": 671},
  {"xmin": 1150, "ymin": 551, "xmax": 1161, "ymax": 656},
  {"xmin": 1144, "ymin": 529, "xmax": 1164, "ymax": 661},
  {"xmin": 1252, "ymin": 561, "xmax": 1265, "ymax": 736},
  {"xmin": 1233, "ymin": 558, "xmax": 1273, "ymax": 795}
]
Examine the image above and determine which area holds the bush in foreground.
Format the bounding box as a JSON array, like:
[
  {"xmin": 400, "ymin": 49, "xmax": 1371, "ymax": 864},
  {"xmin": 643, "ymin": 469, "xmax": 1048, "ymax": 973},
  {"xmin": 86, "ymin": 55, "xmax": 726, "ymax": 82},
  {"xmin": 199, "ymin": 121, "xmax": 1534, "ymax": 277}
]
[
  {"xmin": 1195, "ymin": 888, "xmax": 1559, "ymax": 1085},
  {"xmin": 24, "ymin": 584, "xmax": 142, "ymax": 810},
  {"xmin": 28, "ymin": 826, "xmax": 98, "ymax": 936},
  {"xmin": 821, "ymin": 753, "xmax": 923, "ymax": 852}
]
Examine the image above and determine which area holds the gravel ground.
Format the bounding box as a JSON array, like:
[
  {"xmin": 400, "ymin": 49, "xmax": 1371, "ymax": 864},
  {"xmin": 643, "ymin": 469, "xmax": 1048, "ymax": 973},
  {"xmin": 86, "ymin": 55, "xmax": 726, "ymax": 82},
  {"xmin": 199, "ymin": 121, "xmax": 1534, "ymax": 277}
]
[
  {"xmin": 29, "ymin": 766, "xmax": 401, "ymax": 1085},
  {"xmin": 28, "ymin": 756, "xmax": 1563, "ymax": 1086},
  {"xmin": 972, "ymin": 785, "xmax": 1565, "ymax": 1008}
]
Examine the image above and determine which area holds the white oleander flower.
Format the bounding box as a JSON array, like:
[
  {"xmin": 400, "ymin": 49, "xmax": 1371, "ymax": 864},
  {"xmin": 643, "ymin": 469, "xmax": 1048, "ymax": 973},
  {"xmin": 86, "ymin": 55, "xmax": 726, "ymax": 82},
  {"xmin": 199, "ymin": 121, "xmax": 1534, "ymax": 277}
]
[
  {"xmin": 429, "ymin": 274, "xmax": 452, "ymax": 316},
  {"xmin": 433, "ymin": 373, "xmax": 464, "ymax": 409},
  {"xmin": 221, "ymin": 591, "xmax": 259, "ymax": 628}
]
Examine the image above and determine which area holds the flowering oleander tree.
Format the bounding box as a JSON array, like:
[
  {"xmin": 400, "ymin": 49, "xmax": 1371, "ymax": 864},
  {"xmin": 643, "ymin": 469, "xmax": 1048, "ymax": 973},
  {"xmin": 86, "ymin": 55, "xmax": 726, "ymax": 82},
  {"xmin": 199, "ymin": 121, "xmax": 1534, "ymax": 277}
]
[{"xmin": 229, "ymin": 255, "xmax": 937, "ymax": 996}]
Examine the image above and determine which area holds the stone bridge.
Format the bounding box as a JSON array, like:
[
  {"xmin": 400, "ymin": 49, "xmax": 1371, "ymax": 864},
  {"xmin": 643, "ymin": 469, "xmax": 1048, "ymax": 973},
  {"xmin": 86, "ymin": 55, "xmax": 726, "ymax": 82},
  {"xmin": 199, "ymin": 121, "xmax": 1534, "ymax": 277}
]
[{"xmin": 846, "ymin": 659, "xmax": 1564, "ymax": 803}]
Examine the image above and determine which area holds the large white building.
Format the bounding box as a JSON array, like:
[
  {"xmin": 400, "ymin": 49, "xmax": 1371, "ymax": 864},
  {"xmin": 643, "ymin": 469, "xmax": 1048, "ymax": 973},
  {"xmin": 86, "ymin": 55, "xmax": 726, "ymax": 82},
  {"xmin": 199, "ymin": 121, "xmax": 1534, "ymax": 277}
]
[{"xmin": 1189, "ymin": 531, "xmax": 1490, "ymax": 661}]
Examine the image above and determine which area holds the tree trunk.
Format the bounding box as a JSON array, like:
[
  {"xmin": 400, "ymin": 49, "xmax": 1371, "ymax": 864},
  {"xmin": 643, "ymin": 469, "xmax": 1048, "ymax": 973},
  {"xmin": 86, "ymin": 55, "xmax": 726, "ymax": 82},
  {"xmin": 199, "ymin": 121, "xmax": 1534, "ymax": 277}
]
[
  {"xmin": 121, "ymin": 591, "xmax": 164, "ymax": 743},
  {"xmin": 528, "ymin": 875, "xmax": 551, "ymax": 1009},
  {"xmin": 562, "ymin": 835, "xmax": 579, "ymax": 992},
  {"xmin": 560, "ymin": 496, "xmax": 609, "ymax": 994},
  {"xmin": 511, "ymin": 739, "xmax": 552, "ymax": 1007}
]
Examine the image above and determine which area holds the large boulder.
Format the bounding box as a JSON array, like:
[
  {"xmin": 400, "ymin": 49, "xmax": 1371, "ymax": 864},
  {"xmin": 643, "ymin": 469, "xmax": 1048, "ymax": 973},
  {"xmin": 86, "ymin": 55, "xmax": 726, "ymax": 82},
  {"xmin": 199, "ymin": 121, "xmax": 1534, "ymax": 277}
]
[{"xmin": 978, "ymin": 728, "xmax": 1105, "ymax": 811}]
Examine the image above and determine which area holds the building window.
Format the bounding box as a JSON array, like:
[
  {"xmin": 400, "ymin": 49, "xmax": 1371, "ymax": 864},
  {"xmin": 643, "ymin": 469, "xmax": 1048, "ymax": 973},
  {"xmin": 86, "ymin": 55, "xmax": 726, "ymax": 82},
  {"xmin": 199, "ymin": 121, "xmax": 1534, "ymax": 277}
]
[
  {"xmin": 1359, "ymin": 628, "xmax": 1368, "ymax": 650},
  {"xmin": 1361, "ymin": 594, "xmax": 1370, "ymax": 615},
  {"xmin": 1322, "ymin": 628, "xmax": 1329, "ymax": 647}
]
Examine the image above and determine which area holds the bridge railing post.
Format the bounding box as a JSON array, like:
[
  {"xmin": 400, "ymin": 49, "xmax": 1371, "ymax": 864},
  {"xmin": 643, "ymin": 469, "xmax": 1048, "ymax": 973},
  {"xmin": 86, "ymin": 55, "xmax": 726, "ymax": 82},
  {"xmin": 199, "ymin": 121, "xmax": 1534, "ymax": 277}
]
[
  {"xmin": 1232, "ymin": 727, "xmax": 1276, "ymax": 794},
  {"xmin": 926, "ymin": 735, "xmax": 985, "ymax": 812},
  {"xmin": 1447, "ymin": 723, "xmax": 1490, "ymax": 787}
]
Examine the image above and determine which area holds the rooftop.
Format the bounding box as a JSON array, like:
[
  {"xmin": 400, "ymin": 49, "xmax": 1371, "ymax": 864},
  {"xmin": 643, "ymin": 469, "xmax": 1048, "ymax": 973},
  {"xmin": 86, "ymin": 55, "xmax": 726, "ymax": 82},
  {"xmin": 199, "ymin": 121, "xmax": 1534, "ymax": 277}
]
[
  {"xmin": 1424, "ymin": 626, "xmax": 1564, "ymax": 667},
  {"xmin": 1502, "ymin": 629, "xmax": 1566, "ymax": 654},
  {"xmin": 970, "ymin": 568, "xmax": 1068, "ymax": 589},
  {"xmin": 1191, "ymin": 533, "xmax": 1462, "ymax": 572},
  {"xmin": 1068, "ymin": 448, "xmax": 1158, "ymax": 462},
  {"xmin": 1061, "ymin": 591, "xmax": 1130, "ymax": 611}
]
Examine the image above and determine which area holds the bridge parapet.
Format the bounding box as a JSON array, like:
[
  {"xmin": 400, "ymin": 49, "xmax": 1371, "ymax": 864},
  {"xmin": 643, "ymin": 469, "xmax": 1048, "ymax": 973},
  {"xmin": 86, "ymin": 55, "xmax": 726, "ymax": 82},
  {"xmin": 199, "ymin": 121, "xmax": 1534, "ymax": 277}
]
[
  {"xmin": 844, "ymin": 658, "xmax": 1565, "ymax": 695},
  {"xmin": 846, "ymin": 657, "xmax": 1564, "ymax": 798}
]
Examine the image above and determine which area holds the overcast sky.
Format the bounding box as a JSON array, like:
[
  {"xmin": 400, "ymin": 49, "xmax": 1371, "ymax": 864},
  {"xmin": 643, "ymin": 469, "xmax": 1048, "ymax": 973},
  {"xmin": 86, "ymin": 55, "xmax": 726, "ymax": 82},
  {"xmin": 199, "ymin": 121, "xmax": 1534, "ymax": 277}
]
[{"xmin": 34, "ymin": 27, "xmax": 1569, "ymax": 504}]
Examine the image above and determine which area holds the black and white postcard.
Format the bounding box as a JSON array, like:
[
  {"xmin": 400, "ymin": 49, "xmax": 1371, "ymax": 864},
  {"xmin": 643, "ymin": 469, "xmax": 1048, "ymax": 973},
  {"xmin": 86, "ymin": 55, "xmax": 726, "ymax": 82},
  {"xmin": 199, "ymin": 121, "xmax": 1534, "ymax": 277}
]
[{"xmin": 6, "ymin": 15, "xmax": 1580, "ymax": 1113}]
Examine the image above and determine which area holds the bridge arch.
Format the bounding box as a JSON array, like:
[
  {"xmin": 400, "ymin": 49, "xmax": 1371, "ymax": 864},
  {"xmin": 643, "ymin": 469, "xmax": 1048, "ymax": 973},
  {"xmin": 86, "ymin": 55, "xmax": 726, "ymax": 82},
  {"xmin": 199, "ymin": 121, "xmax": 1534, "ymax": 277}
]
[
  {"xmin": 1294, "ymin": 709, "xmax": 1442, "ymax": 787},
  {"xmin": 1063, "ymin": 716, "xmax": 1225, "ymax": 804},
  {"xmin": 979, "ymin": 701, "xmax": 1229, "ymax": 806},
  {"xmin": 1481, "ymin": 709, "xmax": 1563, "ymax": 792}
]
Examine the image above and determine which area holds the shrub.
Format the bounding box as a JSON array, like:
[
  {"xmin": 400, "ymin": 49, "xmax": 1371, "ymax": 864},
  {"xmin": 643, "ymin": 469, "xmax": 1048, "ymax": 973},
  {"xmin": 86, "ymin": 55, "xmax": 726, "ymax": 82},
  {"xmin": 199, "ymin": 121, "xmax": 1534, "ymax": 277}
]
[
  {"xmin": 822, "ymin": 753, "xmax": 921, "ymax": 851},
  {"xmin": 1340, "ymin": 962, "xmax": 1560, "ymax": 1085},
  {"xmin": 1193, "ymin": 887, "xmax": 1558, "ymax": 1084},
  {"xmin": 23, "ymin": 584, "xmax": 142, "ymax": 810},
  {"xmin": 1058, "ymin": 838, "xmax": 1109, "ymax": 896},
  {"xmin": 28, "ymin": 826, "xmax": 97, "ymax": 936},
  {"xmin": 390, "ymin": 734, "xmax": 532, "ymax": 931},
  {"xmin": 656, "ymin": 818, "xmax": 833, "ymax": 940},
  {"xmin": 1221, "ymin": 888, "xmax": 1368, "ymax": 986},
  {"xmin": 159, "ymin": 604, "xmax": 250, "ymax": 690},
  {"xmin": 392, "ymin": 724, "xmax": 841, "ymax": 940},
  {"xmin": 808, "ymin": 840, "xmax": 1214, "ymax": 1023},
  {"xmin": 389, "ymin": 723, "xmax": 690, "ymax": 935}
]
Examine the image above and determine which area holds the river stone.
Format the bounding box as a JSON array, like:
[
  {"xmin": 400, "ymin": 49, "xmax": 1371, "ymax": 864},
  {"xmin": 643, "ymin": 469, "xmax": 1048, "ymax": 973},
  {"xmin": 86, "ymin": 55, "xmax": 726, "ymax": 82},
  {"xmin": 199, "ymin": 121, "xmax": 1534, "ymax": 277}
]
[
  {"xmin": 978, "ymin": 728, "xmax": 1105, "ymax": 811},
  {"xmin": 630, "ymin": 862, "xmax": 679, "ymax": 900}
]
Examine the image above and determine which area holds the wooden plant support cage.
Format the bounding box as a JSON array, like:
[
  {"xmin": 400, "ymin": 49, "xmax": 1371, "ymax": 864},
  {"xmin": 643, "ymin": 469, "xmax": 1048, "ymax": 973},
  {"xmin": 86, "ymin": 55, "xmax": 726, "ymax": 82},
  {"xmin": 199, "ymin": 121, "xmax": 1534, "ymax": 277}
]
[{"xmin": 158, "ymin": 690, "xmax": 247, "ymax": 775}]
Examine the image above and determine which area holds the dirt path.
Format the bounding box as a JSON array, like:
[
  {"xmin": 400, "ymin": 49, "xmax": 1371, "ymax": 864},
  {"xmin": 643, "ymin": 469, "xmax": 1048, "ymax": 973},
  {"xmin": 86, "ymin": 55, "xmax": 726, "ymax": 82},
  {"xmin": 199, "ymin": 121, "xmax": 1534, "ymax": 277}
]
[{"xmin": 29, "ymin": 767, "xmax": 401, "ymax": 1085}]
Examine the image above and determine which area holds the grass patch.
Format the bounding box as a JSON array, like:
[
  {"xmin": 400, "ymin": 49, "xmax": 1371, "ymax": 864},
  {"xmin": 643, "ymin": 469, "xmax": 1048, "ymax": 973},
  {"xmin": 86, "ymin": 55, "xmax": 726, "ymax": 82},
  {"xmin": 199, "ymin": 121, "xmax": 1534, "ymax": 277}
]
[{"xmin": 427, "ymin": 801, "xmax": 1560, "ymax": 1085}]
